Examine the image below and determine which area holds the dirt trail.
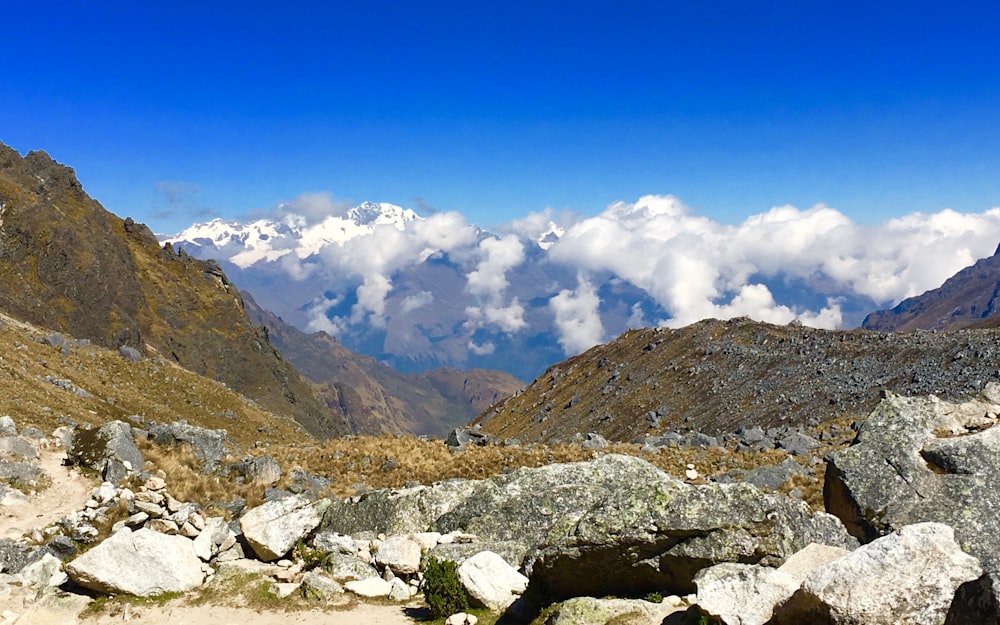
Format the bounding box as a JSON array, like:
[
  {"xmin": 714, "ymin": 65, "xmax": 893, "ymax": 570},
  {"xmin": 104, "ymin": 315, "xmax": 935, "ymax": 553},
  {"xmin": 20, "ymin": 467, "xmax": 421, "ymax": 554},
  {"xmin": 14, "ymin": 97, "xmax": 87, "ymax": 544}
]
[
  {"xmin": 0, "ymin": 446, "xmax": 95, "ymax": 540},
  {"xmin": 84, "ymin": 601, "xmax": 422, "ymax": 625}
]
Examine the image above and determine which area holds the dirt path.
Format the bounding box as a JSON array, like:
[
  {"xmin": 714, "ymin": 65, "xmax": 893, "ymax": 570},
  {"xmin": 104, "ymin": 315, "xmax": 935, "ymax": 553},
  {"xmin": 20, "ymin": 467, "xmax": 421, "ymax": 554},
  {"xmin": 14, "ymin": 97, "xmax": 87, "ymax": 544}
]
[
  {"xmin": 0, "ymin": 446, "xmax": 95, "ymax": 540},
  {"xmin": 83, "ymin": 600, "xmax": 423, "ymax": 625}
]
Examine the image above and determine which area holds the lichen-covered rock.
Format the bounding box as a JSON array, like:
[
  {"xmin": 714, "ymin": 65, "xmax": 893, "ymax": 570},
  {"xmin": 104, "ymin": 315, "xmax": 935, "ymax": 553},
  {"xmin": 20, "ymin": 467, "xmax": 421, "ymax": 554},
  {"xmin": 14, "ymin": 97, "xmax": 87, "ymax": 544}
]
[
  {"xmin": 319, "ymin": 479, "xmax": 479, "ymax": 536},
  {"xmin": 541, "ymin": 596, "xmax": 680, "ymax": 625},
  {"xmin": 65, "ymin": 527, "xmax": 204, "ymax": 596},
  {"xmin": 825, "ymin": 390, "xmax": 1000, "ymax": 618},
  {"xmin": 239, "ymin": 495, "xmax": 330, "ymax": 561},
  {"xmin": 773, "ymin": 523, "xmax": 982, "ymax": 625},
  {"xmin": 321, "ymin": 552, "xmax": 380, "ymax": 582}
]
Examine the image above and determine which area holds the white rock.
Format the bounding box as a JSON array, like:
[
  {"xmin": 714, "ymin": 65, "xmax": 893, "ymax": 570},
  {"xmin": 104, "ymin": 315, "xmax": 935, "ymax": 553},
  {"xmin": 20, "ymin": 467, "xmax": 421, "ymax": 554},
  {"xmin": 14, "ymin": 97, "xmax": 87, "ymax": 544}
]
[
  {"xmin": 65, "ymin": 527, "xmax": 205, "ymax": 596},
  {"xmin": 239, "ymin": 495, "xmax": 330, "ymax": 561},
  {"xmin": 389, "ymin": 577, "xmax": 411, "ymax": 601},
  {"xmin": 270, "ymin": 582, "xmax": 300, "ymax": 599},
  {"xmin": 408, "ymin": 532, "xmax": 442, "ymax": 550},
  {"xmin": 375, "ymin": 536, "xmax": 422, "ymax": 575},
  {"xmin": 344, "ymin": 577, "xmax": 393, "ymax": 598},
  {"xmin": 456, "ymin": 550, "xmax": 529, "ymax": 612},
  {"xmin": 695, "ymin": 562, "xmax": 801, "ymax": 625},
  {"xmin": 781, "ymin": 522, "xmax": 983, "ymax": 625},
  {"xmin": 193, "ymin": 517, "xmax": 236, "ymax": 562},
  {"xmin": 17, "ymin": 554, "xmax": 68, "ymax": 588},
  {"xmin": 313, "ymin": 531, "xmax": 358, "ymax": 555}
]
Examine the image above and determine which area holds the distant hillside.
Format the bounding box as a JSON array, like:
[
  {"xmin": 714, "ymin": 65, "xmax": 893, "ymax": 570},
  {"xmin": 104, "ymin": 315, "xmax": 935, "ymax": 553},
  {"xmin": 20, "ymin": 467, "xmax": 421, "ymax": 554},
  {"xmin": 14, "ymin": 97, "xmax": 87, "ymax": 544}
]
[
  {"xmin": 862, "ymin": 244, "xmax": 1000, "ymax": 331},
  {"xmin": 473, "ymin": 317, "xmax": 1000, "ymax": 443},
  {"xmin": 0, "ymin": 142, "xmax": 349, "ymax": 438},
  {"xmin": 243, "ymin": 293, "xmax": 522, "ymax": 437}
]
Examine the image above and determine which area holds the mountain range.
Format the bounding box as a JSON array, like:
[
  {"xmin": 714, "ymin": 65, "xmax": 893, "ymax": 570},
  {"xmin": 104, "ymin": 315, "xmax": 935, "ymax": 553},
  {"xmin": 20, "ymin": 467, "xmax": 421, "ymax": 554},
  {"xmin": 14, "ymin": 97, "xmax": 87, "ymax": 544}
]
[
  {"xmin": 0, "ymin": 142, "xmax": 517, "ymax": 439},
  {"xmin": 166, "ymin": 199, "xmax": 941, "ymax": 382}
]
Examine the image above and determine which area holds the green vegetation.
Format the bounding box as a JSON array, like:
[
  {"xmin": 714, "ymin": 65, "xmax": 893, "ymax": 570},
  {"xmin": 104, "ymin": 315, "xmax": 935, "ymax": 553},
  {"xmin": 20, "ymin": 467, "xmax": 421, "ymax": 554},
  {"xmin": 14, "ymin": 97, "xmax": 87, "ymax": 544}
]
[{"xmin": 422, "ymin": 556, "xmax": 469, "ymax": 618}]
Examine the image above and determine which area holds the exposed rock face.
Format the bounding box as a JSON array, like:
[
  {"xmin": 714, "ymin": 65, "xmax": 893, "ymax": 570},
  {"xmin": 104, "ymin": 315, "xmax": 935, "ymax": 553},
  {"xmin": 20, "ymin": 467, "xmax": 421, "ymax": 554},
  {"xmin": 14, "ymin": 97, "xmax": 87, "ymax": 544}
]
[
  {"xmin": 322, "ymin": 455, "xmax": 856, "ymax": 601},
  {"xmin": 825, "ymin": 391, "xmax": 1000, "ymax": 564},
  {"xmin": 374, "ymin": 536, "xmax": 422, "ymax": 575},
  {"xmin": 240, "ymin": 495, "xmax": 330, "ymax": 562},
  {"xmin": 774, "ymin": 523, "xmax": 982, "ymax": 625},
  {"xmin": 474, "ymin": 318, "xmax": 1000, "ymax": 443},
  {"xmin": 65, "ymin": 527, "xmax": 204, "ymax": 596},
  {"xmin": 0, "ymin": 143, "xmax": 349, "ymax": 438}
]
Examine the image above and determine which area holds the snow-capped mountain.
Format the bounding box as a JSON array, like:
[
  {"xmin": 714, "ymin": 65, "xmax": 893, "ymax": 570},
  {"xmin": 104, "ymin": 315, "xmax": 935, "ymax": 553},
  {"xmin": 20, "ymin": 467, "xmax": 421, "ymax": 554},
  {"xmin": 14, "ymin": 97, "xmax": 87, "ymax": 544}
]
[
  {"xmin": 162, "ymin": 201, "xmax": 418, "ymax": 269},
  {"xmin": 160, "ymin": 195, "xmax": 1000, "ymax": 381}
]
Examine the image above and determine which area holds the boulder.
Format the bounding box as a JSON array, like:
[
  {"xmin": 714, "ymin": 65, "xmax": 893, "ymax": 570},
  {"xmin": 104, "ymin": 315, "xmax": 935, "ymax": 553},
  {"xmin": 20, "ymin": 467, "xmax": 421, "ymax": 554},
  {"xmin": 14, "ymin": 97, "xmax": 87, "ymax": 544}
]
[
  {"xmin": 239, "ymin": 495, "xmax": 330, "ymax": 561},
  {"xmin": 147, "ymin": 421, "xmax": 230, "ymax": 472},
  {"xmin": 321, "ymin": 552, "xmax": 380, "ymax": 582},
  {"xmin": 68, "ymin": 421, "xmax": 143, "ymax": 483},
  {"xmin": 695, "ymin": 563, "xmax": 801, "ymax": 625},
  {"xmin": 344, "ymin": 576, "xmax": 392, "ymax": 598},
  {"xmin": 456, "ymin": 550, "xmax": 528, "ymax": 612},
  {"xmin": 17, "ymin": 553, "xmax": 68, "ymax": 588},
  {"xmin": 773, "ymin": 523, "xmax": 982, "ymax": 625},
  {"xmin": 436, "ymin": 455, "xmax": 855, "ymax": 600},
  {"xmin": 541, "ymin": 596, "xmax": 680, "ymax": 625},
  {"xmin": 65, "ymin": 527, "xmax": 204, "ymax": 596},
  {"xmin": 192, "ymin": 517, "xmax": 236, "ymax": 561},
  {"xmin": 319, "ymin": 479, "xmax": 479, "ymax": 536},
  {"xmin": 300, "ymin": 570, "xmax": 343, "ymax": 600},
  {"xmin": 375, "ymin": 535, "xmax": 422, "ymax": 575},
  {"xmin": 825, "ymin": 391, "xmax": 1000, "ymax": 600}
]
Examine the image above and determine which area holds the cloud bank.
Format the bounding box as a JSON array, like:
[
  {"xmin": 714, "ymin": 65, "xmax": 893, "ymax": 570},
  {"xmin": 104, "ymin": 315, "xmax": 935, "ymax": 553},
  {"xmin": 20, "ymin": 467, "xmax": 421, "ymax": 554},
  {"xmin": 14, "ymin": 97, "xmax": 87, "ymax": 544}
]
[{"xmin": 174, "ymin": 192, "xmax": 1000, "ymax": 362}]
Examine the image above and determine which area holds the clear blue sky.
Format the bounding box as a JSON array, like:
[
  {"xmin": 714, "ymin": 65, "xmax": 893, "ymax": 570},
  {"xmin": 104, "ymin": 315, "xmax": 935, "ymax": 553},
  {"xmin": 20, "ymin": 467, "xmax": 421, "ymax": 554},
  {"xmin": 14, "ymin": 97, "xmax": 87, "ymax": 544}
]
[{"xmin": 3, "ymin": 1, "xmax": 999, "ymax": 233}]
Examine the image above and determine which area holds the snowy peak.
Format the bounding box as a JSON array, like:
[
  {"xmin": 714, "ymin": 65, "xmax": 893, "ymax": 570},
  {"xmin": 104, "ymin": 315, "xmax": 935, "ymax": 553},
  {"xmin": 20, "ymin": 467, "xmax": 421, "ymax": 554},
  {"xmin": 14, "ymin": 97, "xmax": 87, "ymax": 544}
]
[
  {"xmin": 160, "ymin": 201, "xmax": 422, "ymax": 268},
  {"xmin": 348, "ymin": 201, "xmax": 419, "ymax": 226}
]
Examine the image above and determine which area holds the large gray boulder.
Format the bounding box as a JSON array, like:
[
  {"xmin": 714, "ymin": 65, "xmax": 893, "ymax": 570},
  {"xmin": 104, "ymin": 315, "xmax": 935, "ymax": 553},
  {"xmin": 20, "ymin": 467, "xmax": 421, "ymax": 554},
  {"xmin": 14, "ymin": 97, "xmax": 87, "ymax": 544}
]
[
  {"xmin": 374, "ymin": 535, "xmax": 422, "ymax": 575},
  {"xmin": 825, "ymin": 390, "xmax": 1000, "ymax": 612},
  {"xmin": 320, "ymin": 479, "xmax": 479, "ymax": 536},
  {"xmin": 240, "ymin": 494, "xmax": 331, "ymax": 561},
  {"xmin": 323, "ymin": 455, "xmax": 855, "ymax": 603},
  {"xmin": 68, "ymin": 421, "xmax": 143, "ymax": 484},
  {"xmin": 695, "ymin": 563, "xmax": 801, "ymax": 625},
  {"xmin": 65, "ymin": 527, "xmax": 204, "ymax": 596},
  {"xmin": 147, "ymin": 421, "xmax": 231, "ymax": 472},
  {"xmin": 773, "ymin": 523, "xmax": 982, "ymax": 625},
  {"xmin": 541, "ymin": 596, "xmax": 681, "ymax": 625}
]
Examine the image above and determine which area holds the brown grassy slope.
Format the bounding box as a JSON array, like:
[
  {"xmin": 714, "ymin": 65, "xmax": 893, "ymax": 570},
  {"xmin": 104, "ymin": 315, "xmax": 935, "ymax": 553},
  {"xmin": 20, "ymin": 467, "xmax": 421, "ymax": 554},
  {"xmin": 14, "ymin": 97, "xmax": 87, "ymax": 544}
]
[
  {"xmin": 0, "ymin": 143, "xmax": 348, "ymax": 438},
  {"xmin": 472, "ymin": 317, "xmax": 1000, "ymax": 443},
  {"xmin": 0, "ymin": 311, "xmax": 310, "ymax": 448},
  {"xmin": 244, "ymin": 293, "xmax": 523, "ymax": 437}
]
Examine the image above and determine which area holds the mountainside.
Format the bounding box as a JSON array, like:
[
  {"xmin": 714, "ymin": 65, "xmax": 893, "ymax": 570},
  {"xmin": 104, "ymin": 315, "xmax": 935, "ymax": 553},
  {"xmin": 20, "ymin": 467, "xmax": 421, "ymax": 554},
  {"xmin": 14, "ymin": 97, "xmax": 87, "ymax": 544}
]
[
  {"xmin": 862, "ymin": 243, "xmax": 1000, "ymax": 331},
  {"xmin": 0, "ymin": 143, "xmax": 349, "ymax": 438},
  {"xmin": 472, "ymin": 317, "xmax": 1000, "ymax": 443},
  {"xmin": 243, "ymin": 293, "xmax": 522, "ymax": 437}
]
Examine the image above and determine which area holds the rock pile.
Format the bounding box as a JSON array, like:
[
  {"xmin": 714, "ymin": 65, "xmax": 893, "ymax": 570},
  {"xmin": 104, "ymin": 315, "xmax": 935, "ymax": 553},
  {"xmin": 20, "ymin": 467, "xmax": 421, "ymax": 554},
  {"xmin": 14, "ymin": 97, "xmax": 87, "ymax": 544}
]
[{"xmin": 6, "ymin": 383, "xmax": 1000, "ymax": 624}]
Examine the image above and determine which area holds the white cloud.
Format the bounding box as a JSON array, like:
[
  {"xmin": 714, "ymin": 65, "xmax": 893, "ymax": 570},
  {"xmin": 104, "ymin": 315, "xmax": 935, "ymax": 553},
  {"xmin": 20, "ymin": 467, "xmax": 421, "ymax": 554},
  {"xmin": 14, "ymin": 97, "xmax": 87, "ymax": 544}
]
[
  {"xmin": 463, "ymin": 234, "xmax": 528, "ymax": 335},
  {"xmin": 549, "ymin": 196, "xmax": 1000, "ymax": 331},
  {"xmin": 468, "ymin": 340, "xmax": 496, "ymax": 356},
  {"xmin": 549, "ymin": 274, "xmax": 605, "ymax": 355},
  {"xmin": 273, "ymin": 191, "xmax": 351, "ymax": 225}
]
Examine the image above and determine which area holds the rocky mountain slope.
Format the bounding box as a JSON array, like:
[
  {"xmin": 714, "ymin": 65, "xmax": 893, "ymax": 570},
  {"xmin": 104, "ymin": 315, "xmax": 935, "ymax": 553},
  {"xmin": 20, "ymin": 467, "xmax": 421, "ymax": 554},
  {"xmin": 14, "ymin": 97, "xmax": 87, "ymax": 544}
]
[
  {"xmin": 473, "ymin": 317, "xmax": 1000, "ymax": 443},
  {"xmin": 243, "ymin": 293, "xmax": 522, "ymax": 437},
  {"xmin": 863, "ymin": 243, "xmax": 1000, "ymax": 331},
  {"xmin": 0, "ymin": 142, "xmax": 349, "ymax": 438}
]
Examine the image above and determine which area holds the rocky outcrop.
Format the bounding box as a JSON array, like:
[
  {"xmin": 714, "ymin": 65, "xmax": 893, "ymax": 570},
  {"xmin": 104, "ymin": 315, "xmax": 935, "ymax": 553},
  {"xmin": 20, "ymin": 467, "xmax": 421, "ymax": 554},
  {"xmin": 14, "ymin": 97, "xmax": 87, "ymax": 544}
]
[
  {"xmin": 67, "ymin": 420, "xmax": 144, "ymax": 484},
  {"xmin": 147, "ymin": 421, "xmax": 231, "ymax": 472},
  {"xmin": 65, "ymin": 527, "xmax": 205, "ymax": 596},
  {"xmin": 322, "ymin": 454, "xmax": 856, "ymax": 603}
]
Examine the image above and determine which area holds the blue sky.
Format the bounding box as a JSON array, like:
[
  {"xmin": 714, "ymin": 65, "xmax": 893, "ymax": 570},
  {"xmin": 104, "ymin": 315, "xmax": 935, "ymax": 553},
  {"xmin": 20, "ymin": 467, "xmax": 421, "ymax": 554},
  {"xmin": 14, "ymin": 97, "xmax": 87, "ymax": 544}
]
[{"xmin": 3, "ymin": 1, "xmax": 999, "ymax": 233}]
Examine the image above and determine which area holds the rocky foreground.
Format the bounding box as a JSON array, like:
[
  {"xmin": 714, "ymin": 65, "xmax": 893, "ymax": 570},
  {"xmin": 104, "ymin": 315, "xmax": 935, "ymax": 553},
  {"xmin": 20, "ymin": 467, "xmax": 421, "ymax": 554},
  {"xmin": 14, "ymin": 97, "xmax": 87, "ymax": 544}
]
[{"xmin": 3, "ymin": 387, "xmax": 1000, "ymax": 624}]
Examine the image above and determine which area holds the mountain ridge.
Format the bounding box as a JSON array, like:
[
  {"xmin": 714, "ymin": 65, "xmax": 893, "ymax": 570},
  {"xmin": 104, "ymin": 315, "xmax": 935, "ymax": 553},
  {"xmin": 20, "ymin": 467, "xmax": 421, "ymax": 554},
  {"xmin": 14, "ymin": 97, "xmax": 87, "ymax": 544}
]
[{"xmin": 0, "ymin": 142, "xmax": 350, "ymax": 438}]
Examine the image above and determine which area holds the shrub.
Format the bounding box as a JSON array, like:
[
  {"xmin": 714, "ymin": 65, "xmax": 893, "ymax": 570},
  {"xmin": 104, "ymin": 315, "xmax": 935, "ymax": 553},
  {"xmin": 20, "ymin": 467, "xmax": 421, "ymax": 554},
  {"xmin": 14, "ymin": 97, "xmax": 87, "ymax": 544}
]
[{"xmin": 422, "ymin": 556, "xmax": 469, "ymax": 618}]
